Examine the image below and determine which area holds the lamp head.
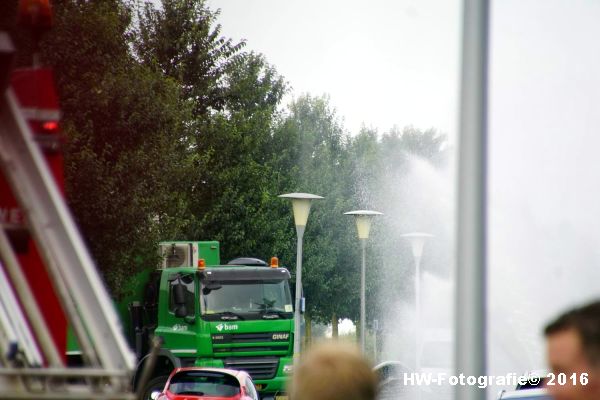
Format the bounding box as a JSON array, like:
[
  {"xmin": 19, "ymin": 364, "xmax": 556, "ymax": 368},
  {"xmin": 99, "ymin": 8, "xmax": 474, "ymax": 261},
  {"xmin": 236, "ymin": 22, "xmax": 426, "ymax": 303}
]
[
  {"xmin": 344, "ymin": 210, "xmax": 383, "ymax": 239},
  {"xmin": 279, "ymin": 193, "xmax": 323, "ymax": 227},
  {"xmin": 401, "ymin": 232, "xmax": 434, "ymax": 259}
]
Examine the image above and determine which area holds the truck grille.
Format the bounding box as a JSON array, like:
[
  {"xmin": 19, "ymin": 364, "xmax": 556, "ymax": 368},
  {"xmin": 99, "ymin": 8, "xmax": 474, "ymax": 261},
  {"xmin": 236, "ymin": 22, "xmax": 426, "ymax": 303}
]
[
  {"xmin": 223, "ymin": 357, "xmax": 279, "ymax": 380},
  {"xmin": 212, "ymin": 332, "xmax": 290, "ymax": 343},
  {"xmin": 214, "ymin": 346, "xmax": 284, "ymax": 353}
]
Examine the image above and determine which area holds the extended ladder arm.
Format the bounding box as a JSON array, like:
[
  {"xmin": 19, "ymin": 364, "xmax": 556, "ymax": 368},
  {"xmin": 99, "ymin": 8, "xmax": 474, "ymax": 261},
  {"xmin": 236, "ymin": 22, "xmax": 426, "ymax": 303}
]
[{"xmin": 0, "ymin": 87, "xmax": 135, "ymax": 389}]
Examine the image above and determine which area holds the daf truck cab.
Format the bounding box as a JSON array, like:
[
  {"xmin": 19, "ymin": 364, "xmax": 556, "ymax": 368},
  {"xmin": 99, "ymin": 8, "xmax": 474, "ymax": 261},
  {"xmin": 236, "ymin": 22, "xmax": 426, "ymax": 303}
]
[{"xmin": 129, "ymin": 242, "xmax": 294, "ymax": 400}]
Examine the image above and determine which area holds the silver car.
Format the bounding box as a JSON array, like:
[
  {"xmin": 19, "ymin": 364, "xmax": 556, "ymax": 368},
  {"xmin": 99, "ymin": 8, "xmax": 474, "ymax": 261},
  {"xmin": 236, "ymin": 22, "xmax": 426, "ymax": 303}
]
[{"xmin": 497, "ymin": 388, "xmax": 552, "ymax": 399}]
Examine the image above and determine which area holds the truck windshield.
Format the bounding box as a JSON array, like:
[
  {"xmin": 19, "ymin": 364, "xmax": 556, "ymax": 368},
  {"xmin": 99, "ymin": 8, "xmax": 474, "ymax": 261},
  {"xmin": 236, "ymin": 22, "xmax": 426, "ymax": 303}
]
[{"xmin": 201, "ymin": 280, "xmax": 292, "ymax": 319}]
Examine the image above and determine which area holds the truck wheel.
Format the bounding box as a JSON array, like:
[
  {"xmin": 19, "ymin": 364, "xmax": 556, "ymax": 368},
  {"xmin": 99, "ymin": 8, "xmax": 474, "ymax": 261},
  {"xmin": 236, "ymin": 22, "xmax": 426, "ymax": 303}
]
[{"xmin": 140, "ymin": 375, "xmax": 168, "ymax": 400}]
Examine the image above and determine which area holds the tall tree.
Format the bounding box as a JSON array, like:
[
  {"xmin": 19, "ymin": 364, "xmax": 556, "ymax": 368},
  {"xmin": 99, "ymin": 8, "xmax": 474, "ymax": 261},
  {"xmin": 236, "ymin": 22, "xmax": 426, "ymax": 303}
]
[
  {"xmin": 4, "ymin": 0, "xmax": 193, "ymax": 294},
  {"xmin": 135, "ymin": 0, "xmax": 245, "ymax": 119},
  {"xmin": 188, "ymin": 52, "xmax": 289, "ymax": 262},
  {"xmin": 350, "ymin": 125, "xmax": 448, "ymax": 337},
  {"xmin": 274, "ymin": 95, "xmax": 359, "ymax": 327},
  {"xmin": 135, "ymin": 0, "xmax": 292, "ymax": 264}
]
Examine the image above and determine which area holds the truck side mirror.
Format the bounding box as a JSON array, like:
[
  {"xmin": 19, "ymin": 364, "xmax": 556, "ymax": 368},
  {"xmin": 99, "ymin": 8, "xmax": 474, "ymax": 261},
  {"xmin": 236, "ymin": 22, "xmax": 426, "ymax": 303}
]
[
  {"xmin": 173, "ymin": 281, "xmax": 188, "ymax": 317},
  {"xmin": 174, "ymin": 305, "xmax": 187, "ymax": 318},
  {"xmin": 173, "ymin": 281, "xmax": 186, "ymax": 305}
]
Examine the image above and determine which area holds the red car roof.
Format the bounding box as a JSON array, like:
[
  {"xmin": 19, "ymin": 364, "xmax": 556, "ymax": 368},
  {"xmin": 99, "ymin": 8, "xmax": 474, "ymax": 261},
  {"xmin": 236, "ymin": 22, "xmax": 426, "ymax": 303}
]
[{"xmin": 157, "ymin": 367, "xmax": 252, "ymax": 400}]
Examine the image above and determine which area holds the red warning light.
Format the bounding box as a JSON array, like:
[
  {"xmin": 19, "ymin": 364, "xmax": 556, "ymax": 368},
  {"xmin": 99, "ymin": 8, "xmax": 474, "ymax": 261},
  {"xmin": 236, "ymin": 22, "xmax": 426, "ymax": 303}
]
[{"xmin": 42, "ymin": 120, "xmax": 58, "ymax": 133}]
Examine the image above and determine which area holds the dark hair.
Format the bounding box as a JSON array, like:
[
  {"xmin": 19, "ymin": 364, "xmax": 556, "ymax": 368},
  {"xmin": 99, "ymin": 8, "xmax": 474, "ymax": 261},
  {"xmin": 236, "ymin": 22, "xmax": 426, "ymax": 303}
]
[{"xmin": 544, "ymin": 300, "xmax": 600, "ymax": 366}]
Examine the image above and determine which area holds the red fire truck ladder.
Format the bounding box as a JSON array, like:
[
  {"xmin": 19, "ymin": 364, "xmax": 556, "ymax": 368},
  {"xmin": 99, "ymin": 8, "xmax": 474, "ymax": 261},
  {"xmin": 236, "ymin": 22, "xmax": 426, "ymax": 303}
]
[{"xmin": 0, "ymin": 33, "xmax": 136, "ymax": 399}]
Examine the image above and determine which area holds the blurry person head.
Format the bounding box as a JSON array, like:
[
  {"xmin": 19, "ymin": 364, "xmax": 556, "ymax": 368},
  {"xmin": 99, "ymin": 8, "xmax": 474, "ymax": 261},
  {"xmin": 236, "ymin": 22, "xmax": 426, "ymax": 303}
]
[
  {"xmin": 289, "ymin": 341, "xmax": 377, "ymax": 400},
  {"xmin": 545, "ymin": 300, "xmax": 600, "ymax": 400}
]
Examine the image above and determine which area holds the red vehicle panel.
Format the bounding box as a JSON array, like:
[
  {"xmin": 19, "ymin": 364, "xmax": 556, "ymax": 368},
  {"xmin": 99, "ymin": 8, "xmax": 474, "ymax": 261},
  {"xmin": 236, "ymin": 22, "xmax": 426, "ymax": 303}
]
[{"xmin": 0, "ymin": 67, "xmax": 67, "ymax": 363}]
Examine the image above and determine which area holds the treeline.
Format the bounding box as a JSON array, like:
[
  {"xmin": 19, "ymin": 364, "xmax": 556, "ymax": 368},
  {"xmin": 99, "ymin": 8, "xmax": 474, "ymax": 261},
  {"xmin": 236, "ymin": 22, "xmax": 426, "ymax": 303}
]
[{"xmin": 4, "ymin": 0, "xmax": 448, "ymax": 336}]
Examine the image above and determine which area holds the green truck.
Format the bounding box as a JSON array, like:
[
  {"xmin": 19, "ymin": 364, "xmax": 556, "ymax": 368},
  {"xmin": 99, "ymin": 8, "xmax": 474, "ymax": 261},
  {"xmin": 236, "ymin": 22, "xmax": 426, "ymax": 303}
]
[{"xmin": 68, "ymin": 241, "xmax": 295, "ymax": 400}]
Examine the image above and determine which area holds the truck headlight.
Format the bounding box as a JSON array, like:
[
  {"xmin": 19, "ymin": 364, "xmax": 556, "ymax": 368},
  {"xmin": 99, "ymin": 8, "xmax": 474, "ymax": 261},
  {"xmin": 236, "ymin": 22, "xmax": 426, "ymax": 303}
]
[{"xmin": 283, "ymin": 364, "xmax": 293, "ymax": 374}]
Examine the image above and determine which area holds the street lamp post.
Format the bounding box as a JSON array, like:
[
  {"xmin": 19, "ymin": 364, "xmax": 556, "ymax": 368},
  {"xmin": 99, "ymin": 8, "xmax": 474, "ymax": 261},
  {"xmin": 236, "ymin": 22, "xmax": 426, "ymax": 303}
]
[
  {"xmin": 279, "ymin": 193, "xmax": 323, "ymax": 363},
  {"xmin": 344, "ymin": 210, "xmax": 383, "ymax": 352},
  {"xmin": 401, "ymin": 232, "xmax": 433, "ymax": 373}
]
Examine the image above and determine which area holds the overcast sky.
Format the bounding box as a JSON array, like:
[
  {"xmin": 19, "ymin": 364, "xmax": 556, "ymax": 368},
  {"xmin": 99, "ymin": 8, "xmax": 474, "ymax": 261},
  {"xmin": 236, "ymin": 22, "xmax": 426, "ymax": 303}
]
[
  {"xmin": 207, "ymin": 0, "xmax": 600, "ymax": 392},
  {"xmin": 208, "ymin": 0, "xmax": 461, "ymax": 136}
]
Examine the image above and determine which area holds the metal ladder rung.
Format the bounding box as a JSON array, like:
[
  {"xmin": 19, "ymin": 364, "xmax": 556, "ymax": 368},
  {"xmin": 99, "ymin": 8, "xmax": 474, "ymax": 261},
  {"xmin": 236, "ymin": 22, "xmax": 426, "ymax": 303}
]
[{"xmin": 0, "ymin": 261, "xmax": 43, "ymax": 367}]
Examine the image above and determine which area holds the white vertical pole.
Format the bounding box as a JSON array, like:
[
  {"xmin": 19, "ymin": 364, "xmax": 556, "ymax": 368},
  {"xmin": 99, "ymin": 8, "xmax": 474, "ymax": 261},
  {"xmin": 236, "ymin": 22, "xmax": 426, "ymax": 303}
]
[
  {"xmin": 360, "ymin": 239, "xmax": 366, "ymax": 352},
  {"xmin": 293, "ymin": 225, "xmax": 305, "ymax": 363},
  {"xmin": 455, "ymin": 0, "xmax": 489, "ymax": 399},
  {"xmin": 415, "ymin": 254, "xmax": 421, "ymax": 373}
]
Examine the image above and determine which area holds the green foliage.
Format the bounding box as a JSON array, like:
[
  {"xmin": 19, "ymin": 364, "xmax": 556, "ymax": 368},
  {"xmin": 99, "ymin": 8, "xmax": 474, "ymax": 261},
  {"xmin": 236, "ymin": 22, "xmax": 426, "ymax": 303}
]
[
  {"xmin": 274, "ymin": 95, "xmax": 358, "ymax": 323},
  {"xmin": 3, "ymin": 0, "xmax": 448, "ymax": 318},
  {"xmin": 135, "ymin": 0, "xmax": 245, "ymax": 117},
  {"xmin": 185, "ymin": 51, "xmax": 289, "ymax": 263},
  {"xmin": 7, "ymin": 0, "xmax": 193, "ymax": 295}
]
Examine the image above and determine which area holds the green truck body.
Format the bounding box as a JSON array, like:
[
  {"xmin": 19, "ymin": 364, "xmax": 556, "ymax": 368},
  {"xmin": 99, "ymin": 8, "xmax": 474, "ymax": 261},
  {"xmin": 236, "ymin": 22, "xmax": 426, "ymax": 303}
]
[{"xmin": 69, "ymin": 241, "xmax": 294, "ymax": 399}]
